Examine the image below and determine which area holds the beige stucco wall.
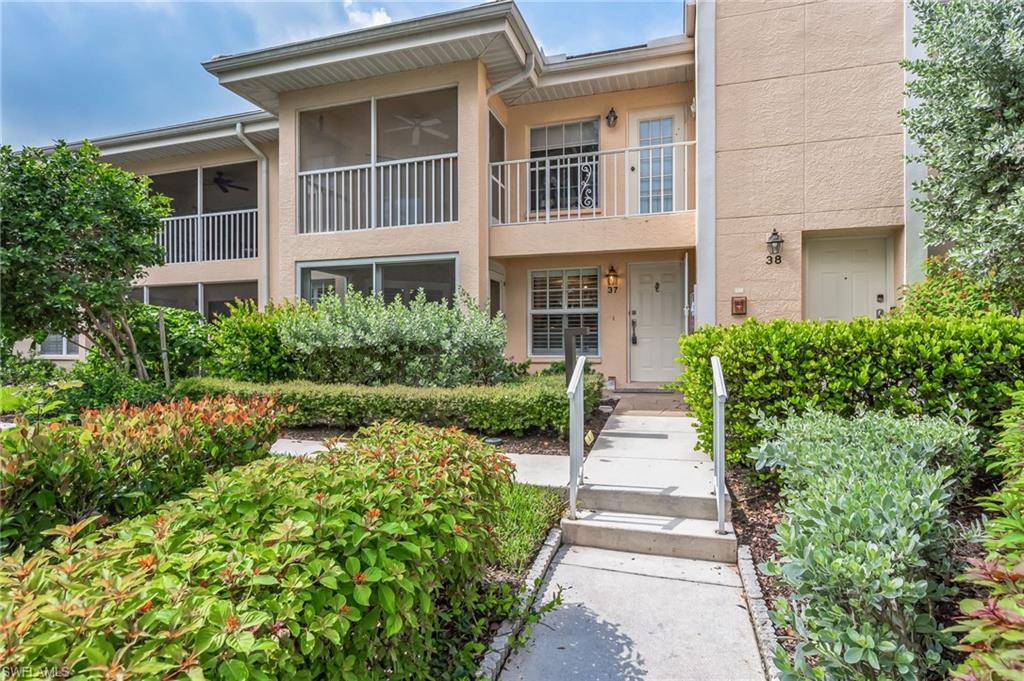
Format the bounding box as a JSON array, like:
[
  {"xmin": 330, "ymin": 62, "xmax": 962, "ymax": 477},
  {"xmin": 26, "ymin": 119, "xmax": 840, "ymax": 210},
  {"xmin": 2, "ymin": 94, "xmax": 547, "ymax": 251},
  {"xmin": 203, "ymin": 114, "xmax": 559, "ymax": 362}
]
[
  {"xmin": 714, "ymin": 0, "xmax": 905, "ymax": 323},
  {"xmin": 498, "ymin": 249, "xmax": 692, "ymax": 384},
  {"xmin": 120, "ymin": 144, "xmax": 275, "ymax": 290},
  {"xmin": 274, "ymin": 61, "xmax": 491, "ymax": 302}
]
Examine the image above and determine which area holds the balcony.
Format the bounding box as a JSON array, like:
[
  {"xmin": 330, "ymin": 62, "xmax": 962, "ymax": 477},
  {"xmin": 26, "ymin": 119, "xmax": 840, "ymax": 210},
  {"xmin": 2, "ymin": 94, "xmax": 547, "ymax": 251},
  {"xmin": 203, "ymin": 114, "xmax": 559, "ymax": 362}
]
[
  {"xmin": 157, "ymin": 208, "xmax": 258, "ymax": 264},
  {"xmin": 297, "ymin": 153, "xmax": 458, "ymax": 233},
  {"xmin": 489, "ymin": 141, "xmax": 695, "ymax": 226}
]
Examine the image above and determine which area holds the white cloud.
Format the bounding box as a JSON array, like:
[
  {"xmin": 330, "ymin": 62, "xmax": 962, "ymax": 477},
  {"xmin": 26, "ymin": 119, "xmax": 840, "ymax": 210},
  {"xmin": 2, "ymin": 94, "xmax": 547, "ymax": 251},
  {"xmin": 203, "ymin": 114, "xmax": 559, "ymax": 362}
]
[{"xmin": 343, "ymin": 0, "xmax": 391, "ymax": 29}]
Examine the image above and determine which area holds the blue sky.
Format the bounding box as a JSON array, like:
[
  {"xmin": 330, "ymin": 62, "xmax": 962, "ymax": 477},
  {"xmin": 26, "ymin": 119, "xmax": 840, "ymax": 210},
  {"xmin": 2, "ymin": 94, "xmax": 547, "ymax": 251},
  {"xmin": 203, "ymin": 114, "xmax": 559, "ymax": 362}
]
[{"xmin": 1, "ymin": 1, "xmax": 683, "ymax": 149}]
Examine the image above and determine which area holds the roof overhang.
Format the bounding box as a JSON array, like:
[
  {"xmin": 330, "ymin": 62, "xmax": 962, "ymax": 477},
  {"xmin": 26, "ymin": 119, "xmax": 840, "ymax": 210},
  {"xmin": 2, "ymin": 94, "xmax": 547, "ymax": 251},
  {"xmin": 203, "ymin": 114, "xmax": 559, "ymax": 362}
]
[
  {"xmin": 204, "ymin": 1, "xmax": 693, "ymax": 112},
  {"xmin": 63, "ymin": 112, "xmax": 279, "ymax": 165}
]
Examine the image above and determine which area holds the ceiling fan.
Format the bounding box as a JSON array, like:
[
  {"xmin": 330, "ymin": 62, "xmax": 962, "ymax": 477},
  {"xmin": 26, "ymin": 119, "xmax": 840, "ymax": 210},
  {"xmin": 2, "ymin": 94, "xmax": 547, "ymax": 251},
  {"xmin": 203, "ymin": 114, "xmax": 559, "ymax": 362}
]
[
  {"xmin": 386, "ymin": 114, "xmax": 449, "ymax": 146},
  {"xmin": 211, "ymin": 171, "xmax": 249, "ymax": 193}
]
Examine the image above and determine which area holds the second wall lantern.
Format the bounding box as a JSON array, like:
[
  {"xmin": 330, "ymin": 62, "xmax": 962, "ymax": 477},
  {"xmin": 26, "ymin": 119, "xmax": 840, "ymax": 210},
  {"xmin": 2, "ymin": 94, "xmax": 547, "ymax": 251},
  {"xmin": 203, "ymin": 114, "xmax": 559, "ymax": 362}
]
[
  {"xmin": 605, "ymin": 107, "xmax": 618, "ymax": 128},
  {"xmin": 766, "ymin": 229, "xmax": 784, "ymax": 265},
  {"xmin": 605, "ymin": 266, "xmax": 620, "ymax": 293}
]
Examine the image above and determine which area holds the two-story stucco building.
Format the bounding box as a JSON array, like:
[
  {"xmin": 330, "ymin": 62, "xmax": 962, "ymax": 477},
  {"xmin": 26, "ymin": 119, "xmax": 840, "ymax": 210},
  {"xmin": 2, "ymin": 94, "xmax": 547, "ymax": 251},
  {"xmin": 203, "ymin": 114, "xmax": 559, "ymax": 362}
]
[{"xmin": 32, "ymin": 0, "xmax": 924, "ymax": 387}]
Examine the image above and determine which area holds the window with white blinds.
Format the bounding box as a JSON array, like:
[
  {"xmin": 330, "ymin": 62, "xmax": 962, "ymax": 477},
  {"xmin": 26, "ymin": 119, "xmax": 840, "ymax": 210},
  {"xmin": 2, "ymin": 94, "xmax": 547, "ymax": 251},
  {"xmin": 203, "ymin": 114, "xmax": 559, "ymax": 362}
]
[{"xmin": 529, "ymin": 268, "xmax": 600, "ymax": 356}]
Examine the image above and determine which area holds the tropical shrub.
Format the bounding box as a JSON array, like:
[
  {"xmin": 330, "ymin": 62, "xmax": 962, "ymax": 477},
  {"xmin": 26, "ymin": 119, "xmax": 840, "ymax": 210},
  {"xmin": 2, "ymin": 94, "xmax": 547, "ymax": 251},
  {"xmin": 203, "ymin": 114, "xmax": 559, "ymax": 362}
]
[
  {"xmin": 277, "ymin": 289, "xmax": 515, "ymax": 387},
  {"xmin": 754, "ymin": 410, "xmax": 969, "ymax": 680},
  {"xmin": 1, "ymin": 422, "xmax": 515, "ymax": 679},
  {"xmin": 208, "ymin": 299, "xmax": 298, "ymax": 383},
  {"xmin": 678, "ymin": 315, "xmax": 1024, "ymax": 463},
  {"xmin": 0, "ymin": 346, "xmax": 61, "ymax": 386},
  {"xmin": 57, "ymin": 356, "xmax": 168, "ymax": 415},
  {"xmin": 175, "ymin": 373, "xmax": 603, "ymax": 436},
  {"xmin": 897, "ymin": 257, "xmax": 1014, "ymax": 319},
  {"xmin": 951, "ymin": 391, "xmax": 1024, "ymax": 680},
  {"xmin": 0, "ymin": 395, "xmax": 282, "ymax": 552},
  {"xmin": 108, "ymin": 303, "xmax": 208, "ymax": 379}
]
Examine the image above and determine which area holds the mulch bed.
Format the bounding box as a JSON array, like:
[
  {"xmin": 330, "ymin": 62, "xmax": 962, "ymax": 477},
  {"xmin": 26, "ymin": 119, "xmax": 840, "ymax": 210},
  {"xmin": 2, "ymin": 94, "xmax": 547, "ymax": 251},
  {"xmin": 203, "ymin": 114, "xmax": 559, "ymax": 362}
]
[{"xmin": 281, "ymin": 399, "xmax": 616, "ymax": 457}]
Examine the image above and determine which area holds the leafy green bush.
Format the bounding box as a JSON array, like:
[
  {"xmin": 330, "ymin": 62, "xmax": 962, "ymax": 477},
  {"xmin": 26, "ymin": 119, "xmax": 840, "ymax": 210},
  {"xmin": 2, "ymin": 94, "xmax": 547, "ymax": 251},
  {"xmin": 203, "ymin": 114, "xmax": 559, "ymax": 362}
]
[
  {"xmin": 0, "ymin": 346, "xmax": 61, "ymax": 386},
  {"xmin": 950, "ymin": 392, "xmax": 1024, "ymax": 680},
  {"xmin": 2, "ymin": 421, "xmax": 515, "ymax": 679},
  {"xmin": 91, "ymin": 303, "xmax": 208, "ymax": 380},
  {"xmin": 0, "ymin": 395, "xmax": 282, "ymax": 552},
  {"xmin": 678, "ymin": 315, "xmax": 1024, "ymax": 463},
  {"xmin": 174, "ymin": 373, "xmax": 603, "ymax": 436},
  {"xmin": 277, "ymin": 289, "xmax": 516, "ymax": 387},
  {"xmin": 494, "ymin": 484, "xmax": 564, "ymax": 574},
  {"xmin": 208, "ymin": 299, "xmax": 298, "ymax": 383},
  {"xmin": 754, "ymin": 410, "xmax": 969, "ymax": 679},
  {"xmin": 57, "ymin": 356, "xmax": 167, "ymax": 414},
  {"xmin": 897, "ymin": 257, "xmax": 1015, "ymax": 318}
]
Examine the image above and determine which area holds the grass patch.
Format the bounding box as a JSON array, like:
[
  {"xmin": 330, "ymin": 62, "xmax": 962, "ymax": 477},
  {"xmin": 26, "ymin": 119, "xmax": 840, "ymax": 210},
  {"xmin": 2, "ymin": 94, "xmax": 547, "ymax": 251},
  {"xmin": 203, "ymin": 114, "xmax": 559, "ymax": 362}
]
[{"xmin": 493, "ymin": 483, "xmax": 565, "ymax": 574}]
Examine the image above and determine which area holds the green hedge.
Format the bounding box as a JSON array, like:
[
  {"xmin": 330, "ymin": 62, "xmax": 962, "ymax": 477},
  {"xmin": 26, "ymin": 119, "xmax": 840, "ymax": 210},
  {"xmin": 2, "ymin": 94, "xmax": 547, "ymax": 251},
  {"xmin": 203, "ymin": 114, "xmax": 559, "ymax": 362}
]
[
  {"xmin": 754, "ymin": 410, "xmax": 972, "ymax": 679},
  {"xmin": 0, "ymin": 395, "xmax": 281, "ymax": 552},
  {"xmin": 951, "ymin": 391, "xmax": 1024, "ymax": 679},
  {"xmin": 3, "ymin": 422, "xmax": 515, "ymax": 679},
  {"xmin": 174, "ymin": 373, "xmax": 603, "ymax": 436},
  {"xmin": 678, "ymin": 315, "xmax": 1024, "ymax": 463}
]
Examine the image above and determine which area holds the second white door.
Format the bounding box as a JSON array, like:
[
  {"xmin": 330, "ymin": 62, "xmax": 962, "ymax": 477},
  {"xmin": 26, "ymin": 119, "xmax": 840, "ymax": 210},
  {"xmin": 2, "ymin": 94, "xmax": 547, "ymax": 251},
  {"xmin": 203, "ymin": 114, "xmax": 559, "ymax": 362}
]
[
  {"xmin": 629, "ymin": 261, "xmax": 684, "ymax": 383},
  {"xmin": 805, "ymin": 237, "xmax": 890, "ymax": 321}
]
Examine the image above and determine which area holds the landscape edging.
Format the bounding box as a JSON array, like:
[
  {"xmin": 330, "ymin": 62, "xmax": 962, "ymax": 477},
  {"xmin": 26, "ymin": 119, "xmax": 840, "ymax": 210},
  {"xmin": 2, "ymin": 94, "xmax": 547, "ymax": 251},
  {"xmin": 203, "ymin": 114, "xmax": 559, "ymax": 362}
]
[
  {"xmin": 475, "ymin": 526, "xmax": 562, "ymax": 680},
  {"xmin": 738, "ymin": 544, "xmax": 781, "ymax": 681}
]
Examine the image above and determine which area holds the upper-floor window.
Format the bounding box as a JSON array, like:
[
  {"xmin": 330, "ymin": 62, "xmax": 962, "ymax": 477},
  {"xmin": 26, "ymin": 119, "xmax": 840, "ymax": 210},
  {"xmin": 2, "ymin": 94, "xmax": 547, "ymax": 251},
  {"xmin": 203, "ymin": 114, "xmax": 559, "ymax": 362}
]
[
  {"xmin": 529, "ymin": 118, "xmax": 600, "ymax": 213},
  {"xmin": 298, "ymin": 88, "xmax": 458, "ymax": 232}
]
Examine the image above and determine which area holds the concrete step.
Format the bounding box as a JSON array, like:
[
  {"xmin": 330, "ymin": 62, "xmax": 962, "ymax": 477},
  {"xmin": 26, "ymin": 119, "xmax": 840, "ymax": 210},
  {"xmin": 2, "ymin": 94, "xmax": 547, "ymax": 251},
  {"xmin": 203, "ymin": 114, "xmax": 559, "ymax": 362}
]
[
  {"xmin": 561, "ymin": 510, "xmax": 737, "ymax": 564},
  {"xmin": 576, "ymin": 483, "xmax": 728, "ymax": 520}
]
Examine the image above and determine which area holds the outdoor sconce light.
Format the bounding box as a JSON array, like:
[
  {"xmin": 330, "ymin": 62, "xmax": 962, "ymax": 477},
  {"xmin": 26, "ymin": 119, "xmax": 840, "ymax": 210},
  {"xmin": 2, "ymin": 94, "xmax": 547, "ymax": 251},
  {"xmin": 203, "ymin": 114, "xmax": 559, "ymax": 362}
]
[
  {"xmin": 605, "ymin": 266, "xmax": 620, "ymax": 293},
  {"xmin": 605, "ymin": 107, "xmax": 618, "ymax": 128},
  {"xmin": 766, "ymin": 229, "xmax": 784, "ymax": 265}
]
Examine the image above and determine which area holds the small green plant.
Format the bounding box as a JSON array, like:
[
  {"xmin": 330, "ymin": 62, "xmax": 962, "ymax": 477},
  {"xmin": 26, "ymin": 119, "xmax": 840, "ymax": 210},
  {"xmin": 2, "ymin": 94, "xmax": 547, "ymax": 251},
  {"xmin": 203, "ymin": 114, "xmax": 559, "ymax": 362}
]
[
  {"xmin": 208, "ymin": 298, "xmax": 298, "ymax": 382},
  {"xmin": 950, "ymin": 391, "xmax": 1024, "ymax": 680},
  {"xmin": 754, "ymin": 410, "xmax": 972, "ymax": 680},
  {"xmin": 174, "ymin": 372, "xmax": 603, "ymax": 436}
]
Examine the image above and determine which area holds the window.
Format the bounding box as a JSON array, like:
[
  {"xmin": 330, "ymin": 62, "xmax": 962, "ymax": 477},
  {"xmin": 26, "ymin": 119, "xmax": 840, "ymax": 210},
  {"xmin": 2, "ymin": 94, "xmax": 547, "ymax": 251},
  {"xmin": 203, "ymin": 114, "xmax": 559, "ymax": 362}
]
[
  {"xmin": 148, "ymin": 284, "xmax": 198, "ymax": 311},
  {"xmin": 39, "ymin": 334, "xmax": 79, "ymax": 357},
  {"xmin": 298, "ymin": 88, "xmax": 458, "ymax": 232},
  {"xmin": 529, "ymin": 119, "xmax": 600, "ymax": 213},
  {"xmin": 638, "ymin": 117, "xmax": 675, "ymax": 214},
  {"xmin": 204, "ymin": 281, "xmax": 258, "ymax": 320},
  {"xmin": 529, "ymin": 268, "xmax": 599, "ymax": 356},
  {"xmin": 299, "ymin": 256, "xmax": 457, "ymax": 306},
  {"xmin": 150, "ymin": 170, "xmax": 198, "ymax": 216}
]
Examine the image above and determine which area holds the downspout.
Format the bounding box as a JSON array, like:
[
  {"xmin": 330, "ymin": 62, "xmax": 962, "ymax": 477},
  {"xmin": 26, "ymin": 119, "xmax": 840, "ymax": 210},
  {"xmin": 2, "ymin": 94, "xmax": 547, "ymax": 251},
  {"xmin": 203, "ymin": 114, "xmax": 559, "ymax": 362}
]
[
  {"xmin": 235, "ymin": 122, "xmax": 270, "ymax": 309},
  {"xmin": 487, "ymin": 53, "xmax": 536, "ymax": 99}
]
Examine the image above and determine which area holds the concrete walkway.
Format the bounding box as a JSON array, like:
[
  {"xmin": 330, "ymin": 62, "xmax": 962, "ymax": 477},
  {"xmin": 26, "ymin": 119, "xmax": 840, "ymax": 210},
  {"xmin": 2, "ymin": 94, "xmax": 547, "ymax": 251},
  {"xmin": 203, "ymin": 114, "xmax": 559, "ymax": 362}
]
[{"xmin": 501, "ymin": 545, "xmax": 764, "ymax": 681}]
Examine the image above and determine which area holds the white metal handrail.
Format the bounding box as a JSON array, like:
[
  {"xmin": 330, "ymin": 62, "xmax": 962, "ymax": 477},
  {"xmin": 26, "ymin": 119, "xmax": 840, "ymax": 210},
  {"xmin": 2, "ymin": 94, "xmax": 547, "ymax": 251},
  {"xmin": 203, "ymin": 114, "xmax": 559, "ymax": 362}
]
[
  {"xmin": 710, "ymin": 355, "xmax": 729, "ymax": 535},
  {"xmin": 157, "ymin": 208, "xmax": 258, "ymax": 265},
  {"xmin": 566, "ymin": 355, "xmax": 588, "ymax": 520},
  {"xmin": 298, "ymin": 152, "xmax": 458, "ymax": 233},
  {"xmin": 489, "ymin": 140, "xmax": 695, "ymax": 226}
]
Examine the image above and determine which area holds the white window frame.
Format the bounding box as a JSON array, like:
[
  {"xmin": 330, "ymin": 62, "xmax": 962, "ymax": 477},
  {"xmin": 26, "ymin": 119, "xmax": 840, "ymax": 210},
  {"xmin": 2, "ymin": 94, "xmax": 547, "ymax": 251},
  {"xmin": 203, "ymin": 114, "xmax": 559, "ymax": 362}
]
[
  {"xmin": 295, "ymin": 253, "xmax": 460, "ymax": 302},
  {"xmin": 528, "ymin": 267, "xmax": 601, "ymax": 358},
  {"xmin": 38, "ymin": 334, "xmax": 79, "ymax": 358}
]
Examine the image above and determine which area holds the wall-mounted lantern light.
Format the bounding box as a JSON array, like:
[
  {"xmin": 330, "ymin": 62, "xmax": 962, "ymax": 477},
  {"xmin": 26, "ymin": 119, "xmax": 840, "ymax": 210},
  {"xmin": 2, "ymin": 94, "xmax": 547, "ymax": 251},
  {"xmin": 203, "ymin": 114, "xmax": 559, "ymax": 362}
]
[
  {"xmin": 605, "ymin": 265, "xmax": 620, "ymax": 293},
  {"xmin": 766, "ymin": 229, "xmax": 784, "ymax": 265},
  {"xmin": 605, "ymin": 107, "xmax": 618, "ymax": 128}
]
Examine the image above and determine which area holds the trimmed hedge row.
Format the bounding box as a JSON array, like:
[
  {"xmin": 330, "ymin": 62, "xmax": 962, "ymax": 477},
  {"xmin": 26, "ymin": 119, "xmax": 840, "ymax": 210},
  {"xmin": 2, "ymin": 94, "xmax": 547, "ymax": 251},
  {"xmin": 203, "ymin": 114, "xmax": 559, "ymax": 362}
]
[
  {"xmin": 3, "ymin": 422, "xmax": 515, "ymax": 679},
  {"xmin": 952, "ymin": 391, "xmax": 1024, "ymax": 679},
  {"xmin": 754, "ymin": 410, "xmax": 973, "ymax": 679},
  {"xmin": 678, "ymin": 315, "xmax": 1024, "ymax": 463},
  {"xmin": 0, "ymin": 395, "xmax": 281, "ymax": 552},
  {"xmin": 173, "ymin": 373, "xmax": 603, "ymax": 436}
]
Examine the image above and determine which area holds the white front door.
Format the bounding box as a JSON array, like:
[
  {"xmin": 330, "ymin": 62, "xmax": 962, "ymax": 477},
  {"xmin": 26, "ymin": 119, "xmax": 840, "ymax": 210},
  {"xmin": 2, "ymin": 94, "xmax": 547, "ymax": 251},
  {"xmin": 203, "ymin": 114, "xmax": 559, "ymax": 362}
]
[
  {"xmin": 805, "ymin": 237, "xmax": 891, "ymax": 321},
  {"xmin": 629, "ymin": 261, "xmax": 684, "ymax": 383}
]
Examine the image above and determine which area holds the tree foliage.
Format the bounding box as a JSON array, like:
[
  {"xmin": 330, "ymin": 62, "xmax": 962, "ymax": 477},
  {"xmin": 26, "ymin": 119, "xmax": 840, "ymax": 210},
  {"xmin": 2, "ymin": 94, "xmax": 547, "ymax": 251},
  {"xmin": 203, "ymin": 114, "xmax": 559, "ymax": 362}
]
[
  {"xmin": 903, "ymin": 0, "xmax": 1024, "ymax": 309},
  {"xmin": 0, "ymin": 141, "xmax": 170, "ymax": 376}
]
